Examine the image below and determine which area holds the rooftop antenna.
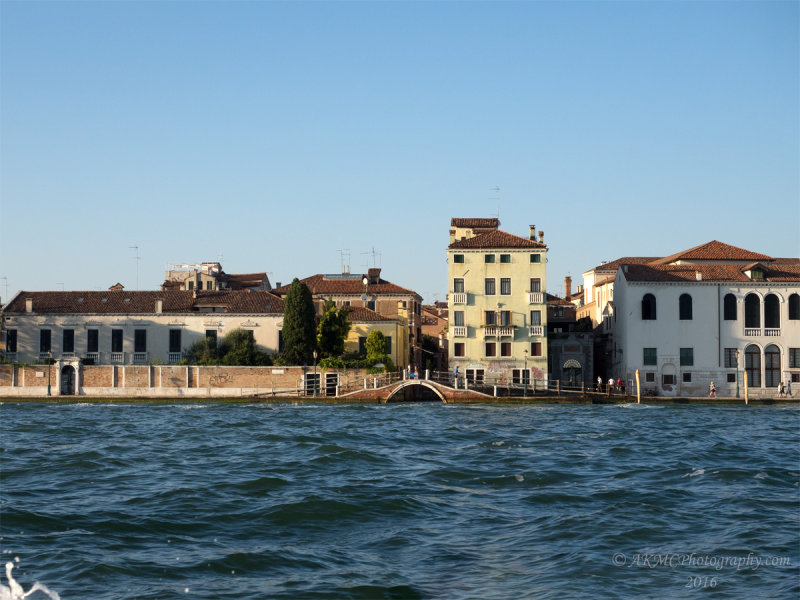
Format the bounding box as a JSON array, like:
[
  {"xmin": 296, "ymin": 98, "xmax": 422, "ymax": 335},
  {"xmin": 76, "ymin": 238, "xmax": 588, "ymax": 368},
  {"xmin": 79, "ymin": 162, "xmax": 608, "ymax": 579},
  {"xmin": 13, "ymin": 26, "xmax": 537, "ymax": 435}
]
[
  {"xmin": 360, "ymin": 247, "xmax": 381, "ymax": 269},
  {"xmin": 129, "ymin": 245, "xmax": 140, "ymax": 290},
  {"xmin": 490, "ymin": 186, "xmax": 501, "ymax": 220},
  {"xmin": 338, "ymin": 249, "xmax": 351, "ymax": 274}
]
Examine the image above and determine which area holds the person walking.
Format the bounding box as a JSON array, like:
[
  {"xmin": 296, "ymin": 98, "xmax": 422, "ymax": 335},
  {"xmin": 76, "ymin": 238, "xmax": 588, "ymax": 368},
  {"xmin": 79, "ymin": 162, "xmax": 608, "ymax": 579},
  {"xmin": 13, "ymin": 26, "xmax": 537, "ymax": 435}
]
[
  {"xmin": 708, "ymin": 381, "xmax": 717, "ymax": 398},
  {"xmin": 787, "ymin": 380, "xmax": 793, "ymax": 397}
]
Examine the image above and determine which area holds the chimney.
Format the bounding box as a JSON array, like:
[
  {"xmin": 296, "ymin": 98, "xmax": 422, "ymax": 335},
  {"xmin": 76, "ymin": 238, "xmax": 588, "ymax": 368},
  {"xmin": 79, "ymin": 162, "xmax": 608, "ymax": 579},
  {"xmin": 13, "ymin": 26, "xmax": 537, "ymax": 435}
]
[
  {"xmin": 538, "ymin": 230, "xmax": 544, "ymax": 243},
  {"xmin": 155, "ymin": 299, "xmax": 163, "ymax": 313},
  {"xmin": 529, "ymin": 225, "xmax": 536, "ymax": 240},
  {"xmin": 565, "ymin": 276, "xmax": 572, "ymax": 299},
  {"xmin": 696, "ymin": 271, "xmax": 702, "ymax": 281},
  {"xmin": 368, "ymin": 268, "xmax": 381, "ymax": 285},
  {"xmin": 25, "ymin": 298, "xmax": 33, "ymax": 313}
]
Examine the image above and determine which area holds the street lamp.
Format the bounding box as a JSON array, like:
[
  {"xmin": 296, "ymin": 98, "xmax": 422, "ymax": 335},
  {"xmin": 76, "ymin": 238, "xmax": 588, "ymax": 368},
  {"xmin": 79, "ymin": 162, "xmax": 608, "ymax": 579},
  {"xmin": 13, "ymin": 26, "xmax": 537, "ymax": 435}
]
[
  {"xmin": 735, "ymin": 349, "xmax": 740, "ymax": 399},
  {"xmin": 523, "ymin": 348, "xmax": 528, "ymax": 398},
  {"xmin": 312, "ymin": 350, "xmax": 318, "ymax": 397}
]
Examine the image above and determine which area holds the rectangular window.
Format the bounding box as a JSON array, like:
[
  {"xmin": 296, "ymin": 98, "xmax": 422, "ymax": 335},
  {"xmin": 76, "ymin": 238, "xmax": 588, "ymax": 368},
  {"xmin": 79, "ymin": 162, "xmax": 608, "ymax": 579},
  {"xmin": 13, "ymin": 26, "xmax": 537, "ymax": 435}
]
[
  {"xmin": 645, "ymin": 372, "xmax": 655, "ymax": 383},
  {"xmin": 367, "ymin": 300, "xmax": 376, "ymax": 311},
  {"xmin": 453, "ymin": 278, "xmax": 465, "ymax": 293},
  {"xmin": 385, "ymin": 336, "xmax": 392, "ymax": 355},
  {"xmin": 207, "ymin": 281, "xmax": 213, "ymax": 290},
  {"xmin": 484, "ymin": 278, "xmax": 496, "ymax": 295},
  {"xmin": 358, "ymin": 336, "xmax": 367, "ymax": 356},
  {"xmin": 454, "ymin": 311, "xmax": 464, "ymax": 326},
  {"xmin": 530, "ymin": 254, "xmax": 541, "ymax": 263},
  {"xmin": 278, "ymin": 330, "xmax": 284, "ymax": 353},
  {"xmin": 643, "ymin": 347, "xmax": 657, "ymax": 366},
  {"xmin": 531, "ymin": 342, "xmax": 542, "ymax": 357},
  {"xmin": 500, "ymin": 254, "xmax": 511, "ymax": 263},
  {"xmin": 87, "ymin": 329, "xmax": 98, "ymax": 353},
  {"xmin": 40, "ymin": 329, "xmax": 51, "ymax": 353},
  {"xmin": 169, "ymin": 330, "xmax": 182, "ymax": 353},
  {"xmin": 484, "ymin": 254, "xmax": 495, "ymax": 263},
  {"xmin": 680, "ymin": 348, "xmax": 694, "ymax": 366},
  {"xmin": 724, "ymin": 348, "xmax": 738, "ymax": 368},
  {"xmin": 206, "ymin": 330, "xmax": 217, "ymax": 347},
  {"xmin": 500, "ymin": 278, "xmax": 511, "ymax": 295},
  {"xmin": 663, "ymin": 374, "xmax": 676, "ymax": 385},
  {"xmin": 499, "ymin": 310, "xmax": 511, "ymax": 326},
  {"xmin": 453, "ymin": 254, "xmax": 464, "ymax": 263},
  {"xmin": 530, "ymin": 278, "xmax": 541, "ymax": 293},
  {"xmin": 134, "ymin": 329, "xmax": 147, "ymax": 353},
  {"xmin": 500, "ymin": 342, "xmax": 511, "ymax": 357},
  {"xmin": 790, "ymin": 348, "xmax": 800, "ymax": 368},
  {"xmin": 188, "ymin": 281, "xmax": 194, "ymax": 290},
  {"xmin": 683, "ymin": 372, "xmax": 692, "ymax": 383},
  {"xmin": 6, "ymin": 330, "xmax": 17, "ymax": 353},
  {"xmin": 727, "ymin": 373, "xmax": 736, "ymax": 383},
  {"xmin": 485, "ymin": 342, "xmax": 496, "ymax": 357},
  {"xmin": 111, "ymin": 329, "xmax": 123, "ymax": 353},
  {"xmin": 485, "ymin": 311, "xmax": 497, "ymax": 326},
  {"xmin": 530, "ymin": 310, "xmax": 541, "ymax": 326},
  {"xmin": 63, "ymin": 329, "xmax": 75, "ymax": 353},
  {"xmin": 512, "ymin": 369, "xmax": 530, "ymax": 385},
  {"xmin": 454, "ymin": 342, "xmax": 465, "ymax": 357}
]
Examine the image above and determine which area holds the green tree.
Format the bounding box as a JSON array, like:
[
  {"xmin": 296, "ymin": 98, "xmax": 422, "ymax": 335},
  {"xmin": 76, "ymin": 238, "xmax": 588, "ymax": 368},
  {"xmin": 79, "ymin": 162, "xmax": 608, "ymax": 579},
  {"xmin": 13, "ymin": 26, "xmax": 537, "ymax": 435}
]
[
  {"xmin": 280, "ymin": 278, "xmax": 317, "ymax": 365},
  {"xmin": 364, "ymin": 330, "xmax": 396, "ymax": 372},
  {"xmin": 220, "ymin": 328, "xmax": 272, "ymax": 366},
  {"xmin": 182, "ymin": 337, "xmax": 220, "ymax": 365},
  {"xmin": 317, "ymin": 299, "xmax": 351, "ymax": 358}
]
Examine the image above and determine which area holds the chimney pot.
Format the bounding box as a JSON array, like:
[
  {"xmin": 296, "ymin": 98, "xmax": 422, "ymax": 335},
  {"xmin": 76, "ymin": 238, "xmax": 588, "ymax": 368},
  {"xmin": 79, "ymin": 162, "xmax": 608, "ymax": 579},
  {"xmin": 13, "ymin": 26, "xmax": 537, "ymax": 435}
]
[
  {"xmin": 529, "ymin": 225, "xmax": 536, "ymax": 240},
  {"xmin": 538, "ymin": 230, "xmax": 544, "ymax": 243},
  {"xmin": 25, "ymin": 298, "xmax": 33, "ymax": 313}
]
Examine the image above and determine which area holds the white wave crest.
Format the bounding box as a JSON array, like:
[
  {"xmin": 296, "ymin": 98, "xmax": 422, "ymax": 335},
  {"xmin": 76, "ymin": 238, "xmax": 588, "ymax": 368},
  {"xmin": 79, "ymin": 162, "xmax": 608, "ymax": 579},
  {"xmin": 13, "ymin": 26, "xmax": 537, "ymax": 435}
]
[{"xmin": 1, "ymin": 561, "xmax": 60, "ymax": 600}]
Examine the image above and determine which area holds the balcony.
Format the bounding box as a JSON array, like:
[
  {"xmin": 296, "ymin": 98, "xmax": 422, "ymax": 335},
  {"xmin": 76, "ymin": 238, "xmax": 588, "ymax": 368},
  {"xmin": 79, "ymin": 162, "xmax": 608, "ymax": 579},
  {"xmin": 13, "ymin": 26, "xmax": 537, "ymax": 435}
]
[
  {"xmin": 452, "ymin": 326, "xmax": 467, "ymax": 338},
  {"xmin": 168, "ymin": 352, "xmax": 183, "ymax": 364},
  {"xmin": 38, "ymin": 352, "xmax": 51, "ymax": 361},
  {"xmin": 111, "ymin": 352, "xmax": 125, "ymax": 363},
  {"xmin": 528, "ymin": 292, "xmax": 544, "ymax": 304},
  {"xmin": 529, "ymin": 325, "xmax": 544, "ymax": 337},
  {"xmin": 133, "ymin": 352, "xmax": 149, "ymax": 364},
  {"xmin": 744, "ymin": 329, "xmax": 761, "ymax": 336},
  {"xmin": 451, "ymin": 292, "xmax": 467, "ymax": 305},
  {"xmin": 765, "ymin": 328, "xmax": 781, "ymax": 336},
  {"xmin": 86, "ymin": 352, "xmax": 100, "ymax": 363},
  {"xmin": 484, "ymin": 326, "xmax": 515, "ymax": 337}
]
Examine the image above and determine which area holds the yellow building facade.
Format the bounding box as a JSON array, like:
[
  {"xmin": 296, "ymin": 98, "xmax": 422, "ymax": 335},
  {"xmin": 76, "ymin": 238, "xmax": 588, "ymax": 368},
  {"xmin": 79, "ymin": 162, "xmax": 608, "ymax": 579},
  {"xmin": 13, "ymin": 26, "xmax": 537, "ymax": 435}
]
[{"xmin": 447, "ymin": 218, "xmax": 548, "ymax": 385}]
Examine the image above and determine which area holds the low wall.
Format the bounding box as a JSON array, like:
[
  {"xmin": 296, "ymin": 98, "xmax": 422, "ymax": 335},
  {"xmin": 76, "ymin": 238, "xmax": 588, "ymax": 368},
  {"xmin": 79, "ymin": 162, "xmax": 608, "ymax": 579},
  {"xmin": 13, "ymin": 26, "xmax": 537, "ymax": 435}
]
[{"xmin": 0, "ymin": 364, "xmax": 370, "ymax": 398}]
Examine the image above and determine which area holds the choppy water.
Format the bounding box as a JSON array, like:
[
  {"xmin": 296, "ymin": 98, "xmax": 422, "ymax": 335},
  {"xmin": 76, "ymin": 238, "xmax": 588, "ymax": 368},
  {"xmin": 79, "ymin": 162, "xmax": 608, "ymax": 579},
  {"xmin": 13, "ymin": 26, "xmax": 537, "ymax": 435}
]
[{"xmin": 0, "ymin": 402, "xmax": 798, "ymax": 599}]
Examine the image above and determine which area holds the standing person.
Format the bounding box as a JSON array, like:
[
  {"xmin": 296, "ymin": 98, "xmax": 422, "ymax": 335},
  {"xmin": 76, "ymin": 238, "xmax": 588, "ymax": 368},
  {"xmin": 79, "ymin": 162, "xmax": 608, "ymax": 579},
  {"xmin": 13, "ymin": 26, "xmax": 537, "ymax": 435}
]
[
  {"xmin": 708, "ymin": 381, "xmax": 717, "ymax": 398},
  {"xmin": 454, "ymin": 365, "xmax": 459, "ymax": 385},
  {"xmin": 608, "ymin": 377, "xmax": 615, "ymax": 392},
  {"xmin": 787, "ymin": 379, "xmax": 793, "ymax": 397},
  {"xmin": 778, "ymin": 382, "xmax": 785, "ymax": 398},
  {"xmin": 597, "ymin": 375, "xmax": 602, "ymax": 392}
]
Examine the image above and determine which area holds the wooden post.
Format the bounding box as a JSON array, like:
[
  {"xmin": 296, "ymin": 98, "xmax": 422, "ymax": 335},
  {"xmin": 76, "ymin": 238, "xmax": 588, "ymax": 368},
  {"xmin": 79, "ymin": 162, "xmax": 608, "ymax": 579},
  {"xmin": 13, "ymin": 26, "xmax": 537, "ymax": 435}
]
[
  {"xmin": 744, "ymin": 370, "xmax": 749, "ymax": 405},
  {"xmin": 636, "ymin": 369, "xmax": 641, "ymax": 404},
  {"xmin": 556, "ymin": 380, "xmax": 560, "ymax": 396}
]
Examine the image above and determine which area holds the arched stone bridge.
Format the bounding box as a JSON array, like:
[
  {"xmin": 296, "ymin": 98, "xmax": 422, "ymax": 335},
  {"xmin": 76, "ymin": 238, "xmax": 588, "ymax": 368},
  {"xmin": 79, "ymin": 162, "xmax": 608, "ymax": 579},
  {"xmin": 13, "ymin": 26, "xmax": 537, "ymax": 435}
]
[{"xmin": 341, "ymin": 379, "xmax": 491, "ymax": 403}]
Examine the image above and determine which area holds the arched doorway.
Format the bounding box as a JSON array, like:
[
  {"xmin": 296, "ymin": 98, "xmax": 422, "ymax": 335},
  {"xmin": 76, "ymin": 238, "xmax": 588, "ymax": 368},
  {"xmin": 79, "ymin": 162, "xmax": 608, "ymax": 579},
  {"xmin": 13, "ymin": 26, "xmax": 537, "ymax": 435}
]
[
  {"xmin": 562, "ymin": 359, "xmax": 582, "ymax": 386},
  {"xmin": 60, "ymin": 365, "xmax": 76, "ymax": 396},
  {"xmin": 764, "ymin": 345, "xmax": 781, "ymax": 388},
  {"xmin": 745, "ymin": 344, "xmax": 761, "ymax": 388}
]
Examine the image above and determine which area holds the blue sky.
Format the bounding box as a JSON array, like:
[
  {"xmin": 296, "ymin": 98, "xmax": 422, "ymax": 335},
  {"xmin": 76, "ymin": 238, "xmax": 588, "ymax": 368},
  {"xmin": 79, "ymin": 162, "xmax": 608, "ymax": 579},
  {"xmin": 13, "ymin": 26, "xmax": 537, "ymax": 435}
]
[{"xmin": 1, "ymin": 0, "xmax": 797, "ymax": 303}]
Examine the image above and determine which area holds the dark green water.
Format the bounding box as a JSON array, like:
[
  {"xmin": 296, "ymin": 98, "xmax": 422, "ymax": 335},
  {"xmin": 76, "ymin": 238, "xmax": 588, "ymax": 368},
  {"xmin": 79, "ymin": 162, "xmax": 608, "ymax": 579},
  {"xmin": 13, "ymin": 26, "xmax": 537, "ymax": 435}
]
[{"xmin": 1, "ymin": 402, "xmax": 798, "ymax": 599}]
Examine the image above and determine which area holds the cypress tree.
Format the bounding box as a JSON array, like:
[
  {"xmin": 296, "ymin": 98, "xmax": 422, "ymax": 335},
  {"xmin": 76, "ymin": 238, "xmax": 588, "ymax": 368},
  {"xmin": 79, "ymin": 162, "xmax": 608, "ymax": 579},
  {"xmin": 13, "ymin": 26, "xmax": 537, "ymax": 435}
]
[{"xmin": 281, "ymin": 278, "xmax": 317, "ymax": 365}]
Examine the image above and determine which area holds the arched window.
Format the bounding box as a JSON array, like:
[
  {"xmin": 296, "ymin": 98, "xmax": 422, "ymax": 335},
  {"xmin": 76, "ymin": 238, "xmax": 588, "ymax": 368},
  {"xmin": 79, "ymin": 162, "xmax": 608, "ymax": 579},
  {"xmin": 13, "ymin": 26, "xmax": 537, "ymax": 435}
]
[
  {"xmin": 744, "ymin": 294, "xmax": 761, "ymax": 329},
  {"xmin": 765, "ymin": 345, "xmax": 781, "ymax": 388},
  {"xmin": 789, "ymin": 293, "xmax": 799, "ymax": 320},
  {"xmin": 764, "ymin": 294, "xmax": 780, "ymax": 329},
  {"xmin": 642, "ymin": 294, "xmax": 657, "ymax": 320},
  {"xmin": 679, "ymin": 294, "xmax": 693, "ymax": 320},
  {"xmin": 724, "ymin": 293, "xmax": 737, "ymax": 320},
  {"xmin": 745, "ymin": 344, "xmax": 761, "ymax": 388}
]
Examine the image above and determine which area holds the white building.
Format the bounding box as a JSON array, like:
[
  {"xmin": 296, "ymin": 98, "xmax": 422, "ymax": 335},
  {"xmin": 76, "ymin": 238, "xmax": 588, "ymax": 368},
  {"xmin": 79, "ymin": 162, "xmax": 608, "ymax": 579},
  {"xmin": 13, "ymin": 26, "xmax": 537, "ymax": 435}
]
[{"xmin": 611, "ymin": 241, "xmax": 800, "ymax": 397}]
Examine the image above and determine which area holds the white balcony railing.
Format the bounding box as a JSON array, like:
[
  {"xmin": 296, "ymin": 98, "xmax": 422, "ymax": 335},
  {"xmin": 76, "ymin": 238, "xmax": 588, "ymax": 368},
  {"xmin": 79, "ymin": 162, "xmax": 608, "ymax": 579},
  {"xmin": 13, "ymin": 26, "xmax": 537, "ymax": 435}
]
[
  {"xmin": 451, "ymin": 293, "xmax": 467, "ymax": 305},
  {"xmin": 39, "ymin": 352, "xmax": 51, "ymax": 361},
  {"xmin": 484, "ymin": 326, "xmax": 515, "ymax": 337},
  {"xmin": 529, "ymin": 325, "xmax": 544, "ymax": 337},
  {"xmin": 85, "ymin": 352, "xmax": 100, "ymax": 363},
  {"xmin": 528, "ymin": 292, "xmax": 544, "ymax": 304},
  {"xmin": 133, "ymin": 352, "xmax": 148, "ymax": 364},
  {"xmin": 765, "ymin": 328, "xmax": 781, "ymax": 336},
  {"xmin": 744, "ymin": 329, "xmax": 760, "ymax": 337},
  {"xmin": 168, "ymin": 352, "xmax": 183, "ymax": 363},
  {"xmin": 452, "ymin": 326, "xmax": 467, "ymax": 337},
  {"xmin": 111, "ymin": 352, "xmax": 125, "ymax": 363},
  {"xmin": 62, "ymin": 352, "xmax": 76, "ymax": 358}
]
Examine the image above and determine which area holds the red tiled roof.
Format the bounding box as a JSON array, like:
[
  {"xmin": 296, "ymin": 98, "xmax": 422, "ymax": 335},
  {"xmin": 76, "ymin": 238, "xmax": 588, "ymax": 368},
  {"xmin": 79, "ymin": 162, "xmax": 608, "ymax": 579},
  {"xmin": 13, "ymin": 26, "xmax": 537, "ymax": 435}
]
[
  {"xmin": 224, "ymin": 272, "xmax": 268, "ymax": 289},
  {"xmin": 3, "ymin": 290, "xmax": 284, "ymax": 314},
  {"xmin": 620, "ymin": 263, "xmax": 800, "ymax": 283},
  {"xmin": 448, "ymin": 229, "xmax": 546, "ymax": 250},
  {"xmin": 650, "ymin": 241, "xmax": 773, "ymax": 265},
  {"xmin": 591, "ymin": 257, "xmax": 659, "ymax": 272},
  {"xmin": 451, "ymin": 217, "xmax": 500, "ymax": 228},
  {"xmin": 345, "ymin": 306, "xmax": 393, "ymax": 322},
  {"xmin": 271, "ymin": 274, "xmax": 420, "ymax": 298}
]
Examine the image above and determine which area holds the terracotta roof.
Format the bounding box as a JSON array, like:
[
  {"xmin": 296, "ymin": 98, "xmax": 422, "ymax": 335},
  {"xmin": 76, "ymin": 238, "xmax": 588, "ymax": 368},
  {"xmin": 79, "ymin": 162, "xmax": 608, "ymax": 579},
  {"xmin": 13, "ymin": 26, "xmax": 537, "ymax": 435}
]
[
  {"xmin": 620, "ymin": 263, "xmax": 800, "ymax": 283},
  {"xmin": 650, "ymin": 240, "xmax": 773, "ymax": 265},
  {"xmin": 224, "ymin": 272, "xmax": 268, "ymax": 289},
  {"xmin": 345, "ymin": 306, "xmax": 393, "ymax": 322},
  {"xmin": 591, "ymin": 257, "xmax": 658, "ymax": 272},
  {"xmin": 448, "ymin": 229, "xmax": 546, "ymax": 250},
  {"xmin": 451, "ymin": 217, "xmax": 499, "ymax": 228},
  {"xmin": 271, "ymin": 274, "xmax": 420, "ymax": 298},
  {"xmin": 3, "ymin": 290, "xmax": 284, "ymax": 314}
]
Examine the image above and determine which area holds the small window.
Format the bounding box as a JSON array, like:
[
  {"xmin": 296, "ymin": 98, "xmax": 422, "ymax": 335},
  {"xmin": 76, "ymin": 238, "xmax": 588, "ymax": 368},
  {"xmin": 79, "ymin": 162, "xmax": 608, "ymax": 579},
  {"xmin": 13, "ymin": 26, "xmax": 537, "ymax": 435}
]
[
  {"xmin": 789, "ymin": 348, "xmax": 800, "ymax": 369},
  {"xmin": 789, "ymin": 294, "xmax": 800, "ymax": 320},
  {"xmin": 642, "ymin": 294, "xmax": 656, "ymax": 320},
  {"xmin": 530, "ymin": 310, "xmax": 542, "ymax": 326},
  {"xmin": 188, "ymin": 281, "xmax": 194, "ymax": 290},
  {"xmin": 727, "ymin": 373, "xmax": 736, "ymax": 383},
  {"xmin": 134, "ymin": 329, "xmax": 147, "ymax": 353},
  {"xmin": 499, "ymin": 310, "xmax": 511, "ymax": 326},
  {"xmin": 485, "ymin": 310, "xmax": 497, "ymax": 326},
  {"xmin": 169, "ymin": 330, "xmax": 182, "ymax": 353},
  {"xmin": 485, "ymin": 254, "xmax": 495, "ymax": 263},
  {"xmin": 111, "ymin": 329, "xmax": 123, "ymax": 353},
  {"xmin": 454, "ymin": 343, "xmax": 465, "ymax": 357},
  {"xmin": 663, "ymin": 374, "xmax": 676, "ymax": 385},
  {"xmin": 500, "ymin": 342, "xmax": 511, "ymax": 357},
  {"xmin": 453, "ymin": 254, "xmax": 464, "ymax": 264},
  {"xmin": 643, "ymin": 348, "xmax": 657, "ymax": 366},
  {"xmin": 530, "ymin": 254, "xmax": 541, "ymax": 263},
  {"xmin": 484, "ymin": 278, "xmax": 496, "ymax": 295},
  {"xmin": 724, "ymin": 294, "xmax": 737, "ymax": 320},
  {"xmin": 63, "ymin": 329, "xmax": 75, "ymax": 353},
  {"xmin": 6, "ymin": 330, "xmax": 17, "ymax": 353},
  {"xmin": 645, "ymin": 372, "xmax": 655, "ymax": 383},
  {"xmin": 206, "ymin": 330, "xmax": 218, "ymax": 346},
  {"xmin": 682, "ymin": 372, "xmax": 692, "ymax": 383},
  {"xmin": 530, "ymin": 278, "xmax": 541, "ymax": 293},
  {"xmin": 724, "ymin": 348, "xmax": 738, "ymax": 368},
  {"xmin": 454, "ymin": 311, "xmax": 464, "ymax": 326},
  {"xmin": 87, "ymin": 329, "xmax": 98, "ymax": 353},
  {"xmin": 530, "ymin": 342, "xmax": 542, "ymax": 357},
  {"xmin": 39, "ymin": 329, "xmax": 52, "ymax": 353},
  {"xmin": 500, "ymin": 254, "xmax": 511, "ymax": 263},
  {"xmin": 679, "ymin": 294, "xmax": 692, "ymax": 320},
  {"xmin": 680, "ymin": 348, "xmax": 694, "ymax": 366},
  {"xmin": 485, "ymin": 342, "xmax": 496, "ymax": 357},
  {"xmin": 453, "ymin": 278, "xmax": 465, "ymax": 293},
  {"xmin": 500, "ymin": 278, "xmax": 511, "ymax": 295}
]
